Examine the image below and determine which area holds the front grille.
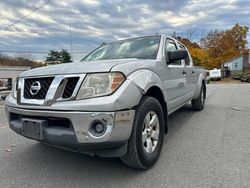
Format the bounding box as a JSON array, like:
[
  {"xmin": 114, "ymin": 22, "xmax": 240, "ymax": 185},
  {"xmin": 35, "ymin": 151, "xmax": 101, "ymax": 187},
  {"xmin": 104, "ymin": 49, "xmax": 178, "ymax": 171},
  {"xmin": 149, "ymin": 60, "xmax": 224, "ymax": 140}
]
[
  {"xmin": 62, "ymin": 77, "xmax": 79, "ymax": 99},
  {"xmin": 24, "ymin": 77, "xmax": 54, "ymax": 99}
]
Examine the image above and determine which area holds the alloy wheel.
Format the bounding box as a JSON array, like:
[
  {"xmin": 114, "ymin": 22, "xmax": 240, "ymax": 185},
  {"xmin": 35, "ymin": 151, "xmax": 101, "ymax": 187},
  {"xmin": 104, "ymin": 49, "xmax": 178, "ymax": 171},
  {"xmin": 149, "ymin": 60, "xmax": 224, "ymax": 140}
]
[{"xmin": 142, "ymin": 111, "xmax": 160, "ymax": 153}]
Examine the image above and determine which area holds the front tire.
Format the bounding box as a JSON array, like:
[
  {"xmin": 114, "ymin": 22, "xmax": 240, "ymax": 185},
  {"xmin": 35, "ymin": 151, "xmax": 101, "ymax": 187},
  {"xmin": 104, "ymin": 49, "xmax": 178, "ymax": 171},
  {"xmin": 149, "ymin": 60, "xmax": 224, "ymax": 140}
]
[{"xmin": 120, "ymin": 96, "xmax": 165, "ymax": 169}]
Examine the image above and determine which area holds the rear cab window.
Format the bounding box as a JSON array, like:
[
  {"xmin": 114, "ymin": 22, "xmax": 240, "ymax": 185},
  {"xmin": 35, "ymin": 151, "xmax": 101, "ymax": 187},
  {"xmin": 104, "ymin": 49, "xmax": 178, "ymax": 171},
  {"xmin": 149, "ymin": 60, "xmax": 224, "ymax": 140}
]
[{"xmin": 177, "ymin": 42, "xmax": 191, "ymax": 67}]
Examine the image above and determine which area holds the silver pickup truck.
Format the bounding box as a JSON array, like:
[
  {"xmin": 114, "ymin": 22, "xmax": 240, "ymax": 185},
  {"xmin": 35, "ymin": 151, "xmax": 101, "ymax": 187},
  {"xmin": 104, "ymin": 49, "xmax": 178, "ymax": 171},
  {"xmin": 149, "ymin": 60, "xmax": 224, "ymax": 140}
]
[{"xmin": 5, "ymin": 35, "xmax": 206, "ymax": 169}]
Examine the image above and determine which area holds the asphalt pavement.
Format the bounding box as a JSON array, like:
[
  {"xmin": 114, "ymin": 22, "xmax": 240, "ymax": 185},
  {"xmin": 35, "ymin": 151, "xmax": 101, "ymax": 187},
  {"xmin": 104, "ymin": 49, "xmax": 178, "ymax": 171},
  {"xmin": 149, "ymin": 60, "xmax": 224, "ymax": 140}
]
[{"xmin": 0, "ymin": 84, "xmax": 250, "ymax": 188}]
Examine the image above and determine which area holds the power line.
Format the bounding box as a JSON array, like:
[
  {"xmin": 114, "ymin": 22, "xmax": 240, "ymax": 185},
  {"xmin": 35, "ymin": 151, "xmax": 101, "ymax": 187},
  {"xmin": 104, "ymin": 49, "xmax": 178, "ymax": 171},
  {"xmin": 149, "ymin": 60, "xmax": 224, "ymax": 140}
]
[
  {"xmin": 0, "ymin": 0, "xmax": 49, "ymax": 32},
  {"xmin": 0, "ymin": 50, "xmax": 89, "ymax": 54}
]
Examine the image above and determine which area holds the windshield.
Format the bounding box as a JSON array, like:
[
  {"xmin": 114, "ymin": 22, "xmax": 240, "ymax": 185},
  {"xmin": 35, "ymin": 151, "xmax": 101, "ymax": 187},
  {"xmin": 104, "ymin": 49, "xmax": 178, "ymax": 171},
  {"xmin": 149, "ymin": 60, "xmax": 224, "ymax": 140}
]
[{"xmin": 82, "ymin": 36, "xmax": 161, "ymax": 61}]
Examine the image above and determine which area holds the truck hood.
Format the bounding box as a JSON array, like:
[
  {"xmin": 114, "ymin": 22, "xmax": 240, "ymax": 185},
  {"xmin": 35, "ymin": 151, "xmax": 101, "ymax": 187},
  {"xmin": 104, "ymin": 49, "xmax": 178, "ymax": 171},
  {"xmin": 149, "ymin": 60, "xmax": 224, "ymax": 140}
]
[{"xmin": 19, "ymin": 59, "xmax": 141, "ymax": 77}]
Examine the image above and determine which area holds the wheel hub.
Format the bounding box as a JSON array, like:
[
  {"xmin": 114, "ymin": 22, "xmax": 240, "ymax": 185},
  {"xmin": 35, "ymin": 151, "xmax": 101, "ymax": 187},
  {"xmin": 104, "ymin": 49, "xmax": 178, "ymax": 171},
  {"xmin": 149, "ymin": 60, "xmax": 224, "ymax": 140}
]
[{"xmin": 142, "ymin": 111, "xmax": 160, "ymax": 154}]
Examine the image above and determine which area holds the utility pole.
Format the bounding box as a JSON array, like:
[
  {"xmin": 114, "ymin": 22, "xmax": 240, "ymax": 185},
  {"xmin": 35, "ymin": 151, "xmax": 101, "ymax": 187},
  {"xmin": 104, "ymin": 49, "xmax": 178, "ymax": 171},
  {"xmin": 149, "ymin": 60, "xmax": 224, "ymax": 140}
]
[
  {"xmin": 200, "ymin": 30, "xmax": 205, "ymax": 48},
  {"xmin": 69, "ymin": 22, "xmax": 73, "ymax": 61},
  {"xmin": 172, "ymin": 31, "xmax": 176, "ymax": 39}
]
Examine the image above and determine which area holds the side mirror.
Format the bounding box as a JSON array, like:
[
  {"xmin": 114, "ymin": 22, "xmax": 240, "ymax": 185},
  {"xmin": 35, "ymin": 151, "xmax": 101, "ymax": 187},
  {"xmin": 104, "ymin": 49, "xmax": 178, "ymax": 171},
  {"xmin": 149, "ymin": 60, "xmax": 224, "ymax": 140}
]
[{"xmin": 167, "ymin": 50, "xmax": 188, "ymax": 64}]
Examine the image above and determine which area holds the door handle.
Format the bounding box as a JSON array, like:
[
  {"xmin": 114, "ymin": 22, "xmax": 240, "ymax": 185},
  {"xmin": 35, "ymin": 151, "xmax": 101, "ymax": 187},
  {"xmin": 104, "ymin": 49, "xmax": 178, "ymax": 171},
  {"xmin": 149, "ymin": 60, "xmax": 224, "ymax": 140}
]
[
  {"xmin": 182, "ymin": 70, "xmax": 187, "ymax": 75},
  {"xmin": 192, "ymin": 70, "xmax": 195, "ymax": 76}
]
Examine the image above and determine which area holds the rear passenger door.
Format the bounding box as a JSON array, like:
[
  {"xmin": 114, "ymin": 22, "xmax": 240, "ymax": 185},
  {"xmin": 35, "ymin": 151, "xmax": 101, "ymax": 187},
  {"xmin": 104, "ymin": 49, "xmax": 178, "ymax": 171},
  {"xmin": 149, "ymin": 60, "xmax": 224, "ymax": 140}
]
[{"xmin": 178, "ymin": 43, "xmax": 196, "ymax": 98}]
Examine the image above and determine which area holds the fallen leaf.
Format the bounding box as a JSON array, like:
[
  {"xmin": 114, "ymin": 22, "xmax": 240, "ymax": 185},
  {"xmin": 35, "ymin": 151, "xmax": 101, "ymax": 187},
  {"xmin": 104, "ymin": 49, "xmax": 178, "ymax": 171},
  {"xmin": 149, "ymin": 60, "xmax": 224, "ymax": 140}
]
[{"xmin": 231, "ymin": 107, "xmax": 242, "ymax": 111}]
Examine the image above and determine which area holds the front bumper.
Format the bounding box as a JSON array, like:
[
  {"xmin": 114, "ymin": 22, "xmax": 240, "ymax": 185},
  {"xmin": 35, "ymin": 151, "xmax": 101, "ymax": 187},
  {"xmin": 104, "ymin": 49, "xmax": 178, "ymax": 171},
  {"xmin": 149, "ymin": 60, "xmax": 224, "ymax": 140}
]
[{"xmin": 5, "ymin": 106, "xmax": 135, "ymax": 156}]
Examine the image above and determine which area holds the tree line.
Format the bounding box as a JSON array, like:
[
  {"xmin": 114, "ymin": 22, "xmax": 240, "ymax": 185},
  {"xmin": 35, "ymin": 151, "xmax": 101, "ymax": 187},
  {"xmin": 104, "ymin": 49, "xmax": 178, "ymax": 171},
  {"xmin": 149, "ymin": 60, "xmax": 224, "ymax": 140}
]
[
  {"xmin": 0, "ymin": 49, "xmax": 72, "ymax": 67},
  {"xmin": 0, "ymin": 55, "xmax": 43, "ymax": 68}
]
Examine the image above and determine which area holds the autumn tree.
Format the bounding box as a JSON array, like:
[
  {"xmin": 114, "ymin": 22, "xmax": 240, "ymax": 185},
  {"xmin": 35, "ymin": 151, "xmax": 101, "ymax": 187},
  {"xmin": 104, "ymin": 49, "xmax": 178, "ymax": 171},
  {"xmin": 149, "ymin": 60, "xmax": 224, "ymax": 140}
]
[
  {"xmin": 189, "ymin": 48, "xmax": 213, "ymax": 69},
  {"xmin": 177, "ymin": 37, "xmax": 212, "ymax": 68},
  {"xmin": 177, "ymin": 37, "xmax": 200, "ymax": 49},
  {"xmin": 203, "ymin": 23, "xmax": 249, "ymax": 68},
  {"xmin": 230, "ymin": 23, "xmax": 249, "ymax": 51}
]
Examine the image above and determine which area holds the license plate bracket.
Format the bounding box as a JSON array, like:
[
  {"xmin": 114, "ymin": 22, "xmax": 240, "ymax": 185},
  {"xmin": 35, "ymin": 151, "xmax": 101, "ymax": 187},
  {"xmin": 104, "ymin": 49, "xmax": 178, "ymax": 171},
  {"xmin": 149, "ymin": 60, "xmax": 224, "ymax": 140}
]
[{"xmin": 22, "ymin": 118, "xmax": 48, "ymax": 140}]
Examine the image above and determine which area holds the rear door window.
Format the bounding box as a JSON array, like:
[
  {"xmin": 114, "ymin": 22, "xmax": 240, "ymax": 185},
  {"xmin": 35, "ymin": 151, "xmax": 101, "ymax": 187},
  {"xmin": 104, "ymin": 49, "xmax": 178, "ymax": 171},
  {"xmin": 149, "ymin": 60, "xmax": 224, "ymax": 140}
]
[{"xmin": 178, "ymin": 43, "xmax": 191, "ymax": 67}]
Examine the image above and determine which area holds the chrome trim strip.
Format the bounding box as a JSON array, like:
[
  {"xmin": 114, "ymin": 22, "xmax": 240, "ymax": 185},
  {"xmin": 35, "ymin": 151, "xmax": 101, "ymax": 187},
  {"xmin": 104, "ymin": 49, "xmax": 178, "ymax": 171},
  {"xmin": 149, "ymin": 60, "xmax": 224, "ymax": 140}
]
[
  {"xmin": 55, "ymin": 74, "xmax": 86, "ymax": 101},
  {"xmin": 44, "ymin": 75, "xmax": 64, "ymax": 105}
]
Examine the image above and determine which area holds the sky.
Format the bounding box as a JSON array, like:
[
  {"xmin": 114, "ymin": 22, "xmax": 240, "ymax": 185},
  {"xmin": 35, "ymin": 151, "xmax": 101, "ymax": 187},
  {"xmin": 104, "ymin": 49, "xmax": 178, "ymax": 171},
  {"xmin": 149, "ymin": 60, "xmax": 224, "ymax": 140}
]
[{"xmin": 0, "ymin": 0, "xmax": 249, "ymax": 61}]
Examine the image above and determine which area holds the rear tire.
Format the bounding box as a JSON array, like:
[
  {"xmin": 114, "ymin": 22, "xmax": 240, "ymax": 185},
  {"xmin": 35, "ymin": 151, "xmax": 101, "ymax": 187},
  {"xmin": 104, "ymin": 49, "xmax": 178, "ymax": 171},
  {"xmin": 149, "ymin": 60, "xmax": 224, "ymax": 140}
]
[
  {"xmin": 120, "ymin": 96, "xmax": 165, "ymax": 169},
  {"xmin": 192, "ymin": 84, "xmax": 205, "ymax": 111}
]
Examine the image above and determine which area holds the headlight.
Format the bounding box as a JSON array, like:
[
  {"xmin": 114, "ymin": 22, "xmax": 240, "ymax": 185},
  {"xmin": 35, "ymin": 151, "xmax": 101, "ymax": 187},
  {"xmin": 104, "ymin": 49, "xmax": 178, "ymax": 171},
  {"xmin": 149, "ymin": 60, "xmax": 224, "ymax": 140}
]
[{"xmin": 76, "ymin": 72, "xmax": 125, "ymax": 99}]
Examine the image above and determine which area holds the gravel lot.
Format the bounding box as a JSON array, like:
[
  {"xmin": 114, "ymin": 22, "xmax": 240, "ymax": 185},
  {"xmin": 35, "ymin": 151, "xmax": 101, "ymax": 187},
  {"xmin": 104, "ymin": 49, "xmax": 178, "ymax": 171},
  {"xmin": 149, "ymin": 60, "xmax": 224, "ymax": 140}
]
[{"xmin": 0, "ymin": 84, "xmax": 250, "ymax": 188}]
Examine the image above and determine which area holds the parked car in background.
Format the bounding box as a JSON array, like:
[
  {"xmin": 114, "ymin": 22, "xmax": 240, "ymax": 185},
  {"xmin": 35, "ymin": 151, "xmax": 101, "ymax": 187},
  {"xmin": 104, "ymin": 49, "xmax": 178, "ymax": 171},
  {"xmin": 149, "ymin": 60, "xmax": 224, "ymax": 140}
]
[
  {"xmin": 0, "ymin": 78, "xmax": 12, "ymax": 101},
  {"xmin": 209, "ymin": 68, "xmax": 222, "ymax": 80},
  {"xmin": 240, "ymin": 74, "xmax": 250, "ymax": 83},
  {"xmin": 5, "ymin": 35, "xmax": 206, "ymax": 169},
  {"xmin": 0, "ymin": 91, "xmax": 11, "ymax": 100},
  {"xmin": 232, "ymin": 72, "xmax": 244, "ymax": 80}
]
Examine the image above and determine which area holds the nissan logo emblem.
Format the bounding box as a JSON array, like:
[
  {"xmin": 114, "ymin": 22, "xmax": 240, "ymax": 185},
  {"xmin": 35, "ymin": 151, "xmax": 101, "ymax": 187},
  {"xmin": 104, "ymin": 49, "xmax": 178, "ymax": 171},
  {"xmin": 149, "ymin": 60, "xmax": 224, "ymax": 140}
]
[{"xmin": 30, "ymin": 81, "xmax": 41, "ymax": 96}]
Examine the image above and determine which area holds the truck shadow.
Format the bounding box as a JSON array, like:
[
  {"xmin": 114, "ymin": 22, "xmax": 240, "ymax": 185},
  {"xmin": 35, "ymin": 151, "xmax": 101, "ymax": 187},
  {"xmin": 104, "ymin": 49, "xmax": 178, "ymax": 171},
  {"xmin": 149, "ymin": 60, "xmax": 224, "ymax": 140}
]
[{"xmin": 164, "ymin": 104, "xmax": 196, "ymax": 144}]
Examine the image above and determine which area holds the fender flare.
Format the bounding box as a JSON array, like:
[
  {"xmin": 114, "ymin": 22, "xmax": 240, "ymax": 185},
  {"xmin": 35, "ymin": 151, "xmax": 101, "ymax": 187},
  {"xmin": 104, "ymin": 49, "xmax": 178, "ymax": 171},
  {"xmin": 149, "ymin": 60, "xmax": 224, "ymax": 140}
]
[
  {"xmin": 127, "ymin": 69, "xmax": 168, "ymax": 101},
  {"xmin": 193, "ymin": 73, "xmax": 206, "ymax": 99}
]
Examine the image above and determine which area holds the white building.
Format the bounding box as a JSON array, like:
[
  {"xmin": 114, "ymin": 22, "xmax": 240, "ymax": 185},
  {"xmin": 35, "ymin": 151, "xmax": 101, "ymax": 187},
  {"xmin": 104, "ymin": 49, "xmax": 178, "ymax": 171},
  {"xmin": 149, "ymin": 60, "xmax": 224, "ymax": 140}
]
[
  {"xmin": 222, "ymin": 50, "xmax": 250, "ymax": 73},
  {"xmin": 0, "ymin": 66, "xmax": 30, "ymax": 90}
]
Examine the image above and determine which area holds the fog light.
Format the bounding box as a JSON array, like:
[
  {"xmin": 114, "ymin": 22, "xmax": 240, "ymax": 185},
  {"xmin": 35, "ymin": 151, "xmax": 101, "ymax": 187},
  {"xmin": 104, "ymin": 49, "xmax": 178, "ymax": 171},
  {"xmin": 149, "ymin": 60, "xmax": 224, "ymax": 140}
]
[
  {"xmin": 89, "ymin": 120, "xmax": 107, "ymax": 137},
  {"xmin": 95, "ymin": 123, "xmax": 104, "ymax": 133}
]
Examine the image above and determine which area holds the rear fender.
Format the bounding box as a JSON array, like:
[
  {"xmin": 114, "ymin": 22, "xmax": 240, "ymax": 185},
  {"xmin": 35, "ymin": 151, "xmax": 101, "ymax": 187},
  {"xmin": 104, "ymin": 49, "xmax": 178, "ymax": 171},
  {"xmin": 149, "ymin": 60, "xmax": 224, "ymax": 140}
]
[{"xmin": 193, "ymin": 73, "xmax": 206, "ymax": 99}]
